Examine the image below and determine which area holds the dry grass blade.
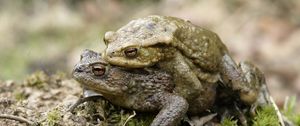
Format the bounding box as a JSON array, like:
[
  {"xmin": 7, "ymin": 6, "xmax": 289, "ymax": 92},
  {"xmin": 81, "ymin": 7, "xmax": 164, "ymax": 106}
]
[
  {"xmin": 0, "ymin": 114, "xmax": 34, "ymax": 125},
  {"xmin": 269, "ymin": 96, "xmax": 285, "ymax": 126},
  {"xmin": 122, "ymin": 111, "xmax": 136, "ymax": 126}
]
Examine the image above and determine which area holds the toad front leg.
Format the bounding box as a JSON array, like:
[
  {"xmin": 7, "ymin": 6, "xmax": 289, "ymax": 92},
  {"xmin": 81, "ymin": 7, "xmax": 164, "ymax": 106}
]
[
  {"xmin": 220, "ymin": 54, "xmax": 260, "ymax": 105},
  {"xmin": 68, "ymin": 89, "xmax": 103, "ymax": 112},
  {"xmin": 149, "ymin": 92, "xmax": 188, "ymax": 126},
  {"xmin": 159, "ymin": 51, "xmax": 203, "ymax": 100}
]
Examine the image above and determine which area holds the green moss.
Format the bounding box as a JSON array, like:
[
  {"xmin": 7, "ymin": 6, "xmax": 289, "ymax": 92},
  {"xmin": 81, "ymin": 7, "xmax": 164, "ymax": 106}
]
[
  {"xmin": 46, "ymin": 108, "xmax": 62, "ymax": 126},
  {"xmin": 220, "ymin": 117, "xmax": 238, "ymax": 126},
  {"xmin": 104, "ymin": 105, "xmax": 153, "ymax": 126},
  {"xmin": 252, "ymin": 105, "xmax": 280, "ymax": 126},
  {"xmin": 24, "ymin": 71, "xmax": 48, "ymax": 89},
  {"xmin": 81, "ymin": 99, "xmax": 154, "ymax": 126},
  {"xmin": 13, "ymin": 91, "xmax": 27, "ymax": 101},
  {"xmin": 283, "ymin": 96, "xmax": 300, "ymax": 125},
  {"xmin": 52, "ymin": 71, "xmax": 66, "ymax": 80}
]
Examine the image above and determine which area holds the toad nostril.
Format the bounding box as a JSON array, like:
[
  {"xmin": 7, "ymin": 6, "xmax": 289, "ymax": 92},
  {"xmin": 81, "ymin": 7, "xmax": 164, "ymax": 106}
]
[
  {"xmin": 75, "ymin": 66, "xmax": 84, "ymax": 72},
  {"xmin": 108, "ymin": 52, "xmax": 115, "ymax": 58}
]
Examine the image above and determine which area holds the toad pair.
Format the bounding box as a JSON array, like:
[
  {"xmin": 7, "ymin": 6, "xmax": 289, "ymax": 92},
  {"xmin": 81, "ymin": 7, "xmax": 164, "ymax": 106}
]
[{"xmin": 73, "ymin": 15, "xmax": 267, "ymax": 126}]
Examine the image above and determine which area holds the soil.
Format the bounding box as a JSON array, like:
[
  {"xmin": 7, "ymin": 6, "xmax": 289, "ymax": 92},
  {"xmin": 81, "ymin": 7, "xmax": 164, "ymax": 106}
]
[
  {"xmin": 0, "ymin": 71, "xmax": 290, "ymax": 126},
  {"xmin": 0, "ymin": 71, "xmax": 156, "ymax": 126}
]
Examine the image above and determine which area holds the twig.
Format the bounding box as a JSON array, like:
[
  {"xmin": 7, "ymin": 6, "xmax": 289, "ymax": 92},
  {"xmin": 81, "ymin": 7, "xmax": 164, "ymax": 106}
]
[
  {"xmin": 0, "ymin": 98, "xmax": 15, "ymax": 106},
  {"xmin": 269, "ymin": 96, "xmax": 285, "ymax": 126},
  {"xmin": 195, "ymin": 113, "xmax": 217, "ymax": 126},
  {"xmin": 0, "ymin": 114, "xmax": 34, "ymax": 125},
  {"xmin": 122, "ymin": 111, "xmax": 136, "ymax": 126}
]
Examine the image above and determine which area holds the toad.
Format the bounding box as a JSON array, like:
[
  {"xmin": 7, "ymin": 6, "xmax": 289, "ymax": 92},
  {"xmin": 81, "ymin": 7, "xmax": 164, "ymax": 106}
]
[
  {"xmin": 102, "ymin": 15, "xmax": 260, "ymax": 105},
  {"xmin": 73, "ymin": 50, "xmax": 266, "ymax": 126}
]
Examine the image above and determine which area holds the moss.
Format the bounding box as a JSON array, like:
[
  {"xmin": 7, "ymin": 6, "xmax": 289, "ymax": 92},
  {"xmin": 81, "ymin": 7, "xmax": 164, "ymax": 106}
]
[
  {"xmin": 79, "ymin": 99, "xmax": 154, "ymax": 126},
  {"xmin": 121, "ymin": 113, "xmax": 154, "ymax": 126},
  {"xmin": 220, "ymin": 117, "xmax": 238, "ymax": 126},
  {"xmin": 283, "ymin": 96, "xmax": 300, "ymax": 125},
  {"xmin": 52, "ymin": 71, "xmax": 66, "ymax": 81},
  {"xmin": 101, "ymin": 101, "xmax": 153, "ymax": 126},
  {"xmin": 24, "ymin": 71, "xmax": 48, "ymax": 89},
  {"xmin": 252, "ymin": 105, "xmax": 280, "ymax": 126},
  {"xmin": 13, "ymin": 91, "xmax": 27, "ymax": 101},
  {"xmin": 46, "ymin": 108, "xmax": 62, "ymax": 126}
]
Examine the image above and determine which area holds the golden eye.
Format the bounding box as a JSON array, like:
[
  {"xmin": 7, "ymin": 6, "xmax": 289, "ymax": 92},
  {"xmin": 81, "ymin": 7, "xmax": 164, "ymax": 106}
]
[
  {"xmin": 124, "ymin": 48, "xmax": 138, "ymax": 58},
  {"xmin": 92, "ymin": 64, "xmax": 106, "ymax": 76}
]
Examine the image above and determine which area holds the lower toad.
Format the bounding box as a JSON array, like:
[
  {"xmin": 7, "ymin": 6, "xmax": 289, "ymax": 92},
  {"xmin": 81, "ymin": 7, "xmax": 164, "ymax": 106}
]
[{"xmin": 73, "ymin": 50, "xmax": 268, "ymax": 126}]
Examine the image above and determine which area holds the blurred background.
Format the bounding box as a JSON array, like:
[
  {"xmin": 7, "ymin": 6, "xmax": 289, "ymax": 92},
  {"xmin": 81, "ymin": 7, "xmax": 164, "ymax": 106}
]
[{"xmin": 0, "ymin": 0, "xmax": 299, "ymax": 111}]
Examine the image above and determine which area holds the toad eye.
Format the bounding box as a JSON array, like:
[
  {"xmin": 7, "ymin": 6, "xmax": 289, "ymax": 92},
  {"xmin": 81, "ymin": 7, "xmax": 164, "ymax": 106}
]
[
  {"xmin": 92, "ymin": 65, "xmax": 106, "ymax": 76},
  {"xmin": 124, "ymin": 48, "xmax": 138, "ymax": 58}
]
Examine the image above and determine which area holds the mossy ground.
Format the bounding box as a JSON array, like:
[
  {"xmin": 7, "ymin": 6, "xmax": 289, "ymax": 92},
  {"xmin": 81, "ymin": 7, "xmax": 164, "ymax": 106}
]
[
  {"xmin": 0, "ymin": 71, "xmax": 156, "ymax": 126},
  {"xmin": 0, "ymin": 71, "xmax": 297, "ymax": 126}
]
